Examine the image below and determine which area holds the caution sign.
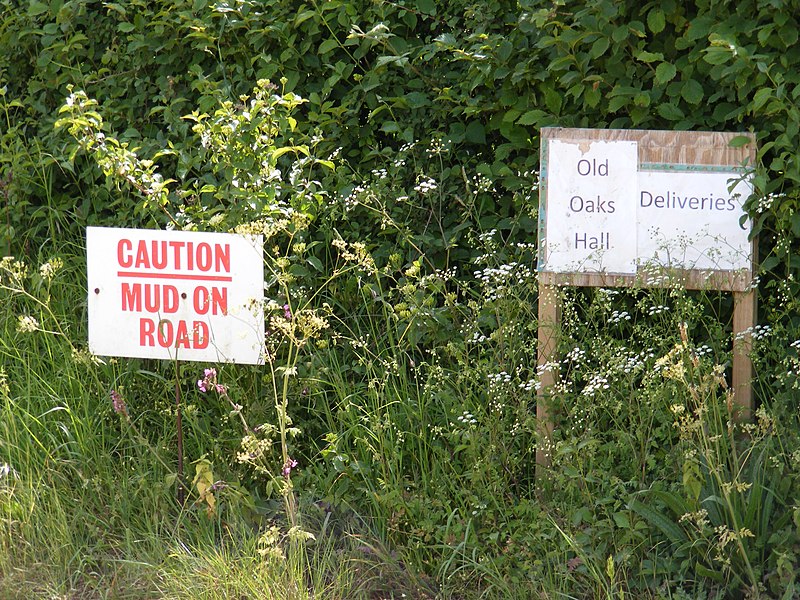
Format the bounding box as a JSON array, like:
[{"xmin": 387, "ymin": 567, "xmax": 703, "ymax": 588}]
[{"xmin": 87, "ymin": 226, "xmax": 264, "ymax": 364}]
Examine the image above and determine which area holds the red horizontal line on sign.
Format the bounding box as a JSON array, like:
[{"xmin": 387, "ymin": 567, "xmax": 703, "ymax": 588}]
[{"xmin": 117, "ymin": 271, "xmax": 233, "ymax": 282}]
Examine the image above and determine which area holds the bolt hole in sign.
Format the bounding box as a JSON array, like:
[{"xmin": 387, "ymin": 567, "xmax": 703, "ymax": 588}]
[{"xmin": 87, "ymin": 227, "xmax": 264, "ymax": 364}]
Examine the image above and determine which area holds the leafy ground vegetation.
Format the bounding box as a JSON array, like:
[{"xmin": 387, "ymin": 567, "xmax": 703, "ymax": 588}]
[{"xmin": 3, "ymin": 0, "xmax": 800, "ymax": 598}]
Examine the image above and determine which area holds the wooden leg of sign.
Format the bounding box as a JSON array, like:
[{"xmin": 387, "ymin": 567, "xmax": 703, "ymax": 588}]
[
  {"xmin": 732, "ymin": 290, "xmax": 756, "ymax": 421},
  {"xmin": 537, "ymin": 285, "xmax": 561, "ymax": 470}
]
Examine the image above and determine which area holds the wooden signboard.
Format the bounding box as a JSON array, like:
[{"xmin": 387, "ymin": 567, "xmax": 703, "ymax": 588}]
[{"xmin": 536, "ymin": 128, "xmax": 757, "ymax": 467}]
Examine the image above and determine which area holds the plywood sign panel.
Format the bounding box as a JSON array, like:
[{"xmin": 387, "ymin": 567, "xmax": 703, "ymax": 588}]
[{"xmin": 538, "ymin": 128, "xmax": 755, "ymax": 290}]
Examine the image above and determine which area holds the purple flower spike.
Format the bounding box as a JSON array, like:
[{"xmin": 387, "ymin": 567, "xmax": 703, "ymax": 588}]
[
  {"xmin": 282, "ymin": 457, "xmax": 299, "ymax": 477},
  {"xmin": 111, "ymin": 390, "xmax": 128, "ymax": 417}
]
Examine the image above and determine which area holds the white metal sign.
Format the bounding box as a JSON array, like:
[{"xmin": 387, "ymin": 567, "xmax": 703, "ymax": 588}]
[
  {"xmin": 540, "ymin": 137, "xmax": 752, "ymax": 275},
  {"xmin": 87, "ymin": 227, "xmax": 264, "ymax": 364}
]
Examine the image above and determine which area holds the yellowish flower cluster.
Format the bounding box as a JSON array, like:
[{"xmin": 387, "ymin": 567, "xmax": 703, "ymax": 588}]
[
  {"xmin": 0, "ymin": 367, "xmax": 9, "ymax": 399},
  {"xmin": 16, "ymin": 315, "xmax": 39, "ymax": 333},
  {"xmin": 331, "ymin": 238, "xmax": 375, "ymax": 273},
  {"xmin": 0, "ymin": 256, "xmax": 27, "ymax": 284},
  {"xmin": 38, "ymin": 257, "xmax": 64, "ymax": 281}
]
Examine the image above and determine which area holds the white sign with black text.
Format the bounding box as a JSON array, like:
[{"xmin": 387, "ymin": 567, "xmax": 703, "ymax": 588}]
[
  {"xmin": 543, "ymin": 139, "xmax": 639, "ymax": 273},
  {"xmin": 540, "ymin": 138, "xmax": 752, "ymax": 275}
]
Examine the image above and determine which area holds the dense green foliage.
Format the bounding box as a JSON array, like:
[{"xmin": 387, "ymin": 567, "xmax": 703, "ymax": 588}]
[{"xmin": 3, "ymin": 0, "xmax": 800, "ymax": 598}]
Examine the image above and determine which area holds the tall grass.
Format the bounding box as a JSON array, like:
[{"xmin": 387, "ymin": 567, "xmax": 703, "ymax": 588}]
[{"xmin": 3, "ymin": 228, "xmax": 800, "ymax": 599}]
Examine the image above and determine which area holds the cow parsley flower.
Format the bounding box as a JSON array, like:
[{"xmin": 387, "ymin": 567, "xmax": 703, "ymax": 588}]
[{"xmin": 17, "ymin": 315, "xmax": 39, "ymax": 333}]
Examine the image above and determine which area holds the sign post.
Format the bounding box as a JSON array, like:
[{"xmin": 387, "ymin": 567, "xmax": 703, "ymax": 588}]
[
  {"xmin": 87, "ymin": 226, "xmax": 265, "ymax": 502},
  {"xmin": 536, "ymin": 128, "xmax": 757, "ymax": 468}
]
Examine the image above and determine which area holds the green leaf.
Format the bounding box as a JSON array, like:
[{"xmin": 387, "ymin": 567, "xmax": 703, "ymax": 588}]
[
  {"xmin": 650, "ymin": 490, "xmax": 691, "ymax": 518},
  {"xmin": 404, "ymin": 92, "xmax": 430, "ymax": 108},
  {"xmin": 779, "ymin": 25, "xmax": 799, "ymax": 46},
  {"xmin": 635, "ymin": 50, "xmax": 663, "ymax": 63},
  {"xmin": 612, "ymin": 511, "xmax": 630, "ymax": 529},
  {"xmin": 104, "ymin": 2, "xmax": 126, "ymax": 16},
  {"xmin": 517, "ymin": 110, "xmax": 547, "ymax": 126},
  {"xmin": 682, "ymin": 459, "xmax": 702, "ymax": 504},
  {"xmin": 589, "ymin": 37, "xmax": 609, "ymax": 59},
  {"xmin": 791, "ymin": 213, "xmax": 800, "ymax": 238},
  {"xmin": 375, "ymin": 55, "xmax": 409, "ymax": 69},
  {"xmin": 760, "ymin": 256, "xmax": 780, "ymax": 272},
  {"xmin": 28, "ymin": 0, "xmax": 48, "ymax": 16},
  {"xmin": 272, "ymin": 145, "xmax": 309, "ymax": 159},
  {"xmin": 681, "ymin": 79, "xmax": 704, "ymax": 104},
  {"xmin": 628, "ymin": 499, "xmax": 687, "ymax": 545},
  {"xmin": 416, "ymin": 0, "xmax": 436, "ymax": 15},
  {"xmin": 584, "ymin": 86, "xmax": 601, "ymax": 107},
  {"xmin": 549, "ymin": 56, "xmax": 575, "ymax": 72},
  {"xmin": 306, "ymin": 256, "xmax": 323, "ymax": 272},
  {"xmin": 318, "ymin": 38, "xmax": 339, "ymax": 55},
  {"xmin": 501, "ymin": 109, "xmax": 520, "ymax": 123},
  {"xmin": 757, "ymin": 25, "xmax": 774, "ymax": 46},
  {"xmin": 703, "ymin": 45, "xmax": 734, "ymax": 65},
  {"xmin": 117, "ymin": 22, "xmax": 135, "ymax": 33},
  {"xmin": 543, "ymin": 87, "xmax": 562, "ymax": 115},
  {"xmin": 658, "ymin": 102, "xmax": 684, "ymax": 121},
  {"xmin": 294, "ymin": 9, "xmax": 316, "ymax": 27},
  {"xmin": 628, "ymin": 21, "xmax": 646, "ymax": 38},
  {"xmin": 434, "ymin": 33, "xmax": 457, "ymax": 47},
  {"xmin": 380, "ymin": 121, "xmax": 399, "ymax": 133},
  {"xmin": 686, "ymin": 15, "xmax": 714, "ymax": 41},
  {"xmin": 655, "ymin": 62, "xmax": 677, "ymax": 85},
  {"xmin": 608, "ymin": 96, "xmax": 628, "ymax": 112},
  {"xmin": 647, "ymin": 9, "xmax": 666, "ymax": 34},
  {"xmin": 465, "ymin": 121, "xmax": 486, "ymax": 144},
  {"xmin": 751, "ymin": 88, "xmax": 773, "ymax": 112},
  {"xmin": 728, "ymin": 135, "xmax": 752, "ymax": 148},
  {"xmin": 695, "ymin": 561, "xmax": 724, "ymax": 582},
  {"xmin": 611, "ymin": 25, "xmax": 628, "ymax": 43}
]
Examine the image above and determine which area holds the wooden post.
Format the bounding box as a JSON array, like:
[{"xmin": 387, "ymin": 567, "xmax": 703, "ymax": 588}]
[
  {"xmin": 536, "ymin": 285, "xmax": 561, "ymax": 469},
  {"xmin": 732, "ymin": 289, "xmax": 756, "ymax": 420}
]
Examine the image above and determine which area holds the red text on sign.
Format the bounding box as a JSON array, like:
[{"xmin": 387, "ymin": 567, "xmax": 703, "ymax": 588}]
[
  {"xmin": 120, "ymin": 283, "xmax": 228, "ymax": 315},
  {"xmin": 139, "ymin": 318, "xmax": 210, "ymax": 349},
  {"xmin": 193, "ymin": 286, "xmax": 227, "ymax": 315},
  {"xmin": 117, "ymin": 239, "xmax": 231, "ymax": 272},
  {"xmin": 122, "ymin": 283, "xmax": 179, "ymax": 313}
]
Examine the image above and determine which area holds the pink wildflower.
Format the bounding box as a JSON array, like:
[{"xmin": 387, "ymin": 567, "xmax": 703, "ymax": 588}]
[
  {"xmin": 198, "ymin": 367, "xmax": 218, "ymax": 392},
  {"xmin": 197, "ymin": 367, "xmax": 228, "ymax": 397},
  {"xmin": 110, "ymin": 389, "xmax": 127, "ymax": 417},
  {"xmin": 282, "ymin": 458, "xmax": 298, "ymax": 477}
]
